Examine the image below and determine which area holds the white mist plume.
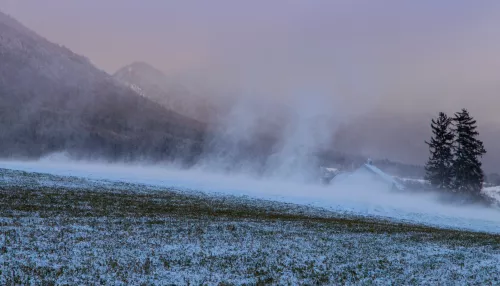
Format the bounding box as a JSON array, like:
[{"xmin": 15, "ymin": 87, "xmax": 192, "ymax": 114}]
[
  {"xmin": 263, "ymin": 91, "xmax": 337, "ymax": 181},
  {"xmin": 198, "ymin": 94, "xmax": 268, "ymax": 174},
  {"xmin": 197, "ymin": 87, "xmax": 340, "ymax": 182}
]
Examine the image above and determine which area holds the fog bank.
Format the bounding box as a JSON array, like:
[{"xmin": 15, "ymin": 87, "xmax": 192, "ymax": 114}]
[{"xmin": 1, "ymin": 158, "xmax": 499, "ymax": 233}]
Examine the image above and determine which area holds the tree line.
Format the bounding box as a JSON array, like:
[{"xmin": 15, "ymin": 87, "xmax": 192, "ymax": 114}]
[{"xmin": 425, "ymin": 109, "xmax": 486, "ymax": 198}]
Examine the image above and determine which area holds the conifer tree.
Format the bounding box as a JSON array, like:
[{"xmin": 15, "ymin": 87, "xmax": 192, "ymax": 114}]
[
  {"xmin": 425, "ymin": 112, "xmax": 454, "ymax": 190},
  {"xmin": 451, "ymin": 109, "xmax": 486, "ymax": 194}
]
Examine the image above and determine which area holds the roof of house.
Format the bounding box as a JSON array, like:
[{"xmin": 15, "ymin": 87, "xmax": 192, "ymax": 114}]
[{"xmin": 361, "ymin": 163, "xmax": 405, "ymax": 191}]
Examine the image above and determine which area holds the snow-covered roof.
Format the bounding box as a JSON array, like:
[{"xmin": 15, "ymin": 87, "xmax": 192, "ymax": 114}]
[{"xmin": 362, "ymin": 163, "xmax": 405, "ymax": 191}]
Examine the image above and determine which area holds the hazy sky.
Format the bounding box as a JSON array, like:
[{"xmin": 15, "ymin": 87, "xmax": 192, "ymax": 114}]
[{"xmin": 2, "ymin": 0, "xmax": 500, "ymax": 121}]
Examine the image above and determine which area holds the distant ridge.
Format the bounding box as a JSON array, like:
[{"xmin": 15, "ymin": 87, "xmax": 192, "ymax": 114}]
[{"xmin": 0, "ymin": 11, "xmax": 205, "ymax": 163}]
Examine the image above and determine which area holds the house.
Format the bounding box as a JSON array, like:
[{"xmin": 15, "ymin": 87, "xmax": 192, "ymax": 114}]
[{"xmin": 328, "ymin": 159, "xmax": 405, "ymax": 192}]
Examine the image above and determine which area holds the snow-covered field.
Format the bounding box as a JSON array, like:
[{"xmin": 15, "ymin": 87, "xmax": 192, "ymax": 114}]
[{"xmin": 1, "ymin": 161, "xmax": 500, "ymax": 284}]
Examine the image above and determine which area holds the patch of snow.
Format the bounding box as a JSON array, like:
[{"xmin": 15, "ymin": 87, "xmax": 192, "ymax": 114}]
[
  {"xmin": 128, "ymin": 83, "xmax": 146, "ymax": 97},
  {"xmin": 398, "ymin": 177, "xmax": 428, "ymax": 184}
]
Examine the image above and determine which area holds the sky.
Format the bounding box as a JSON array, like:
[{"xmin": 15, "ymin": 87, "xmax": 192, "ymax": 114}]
[{"xmin": 1, "ymin": 0, "xmax": 500, "ymax": 121}]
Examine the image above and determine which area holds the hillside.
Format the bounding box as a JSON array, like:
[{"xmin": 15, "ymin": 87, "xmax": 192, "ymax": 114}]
[{"xmin": 0, "ymin": 12, "xmax": 205, "ymax": 163}]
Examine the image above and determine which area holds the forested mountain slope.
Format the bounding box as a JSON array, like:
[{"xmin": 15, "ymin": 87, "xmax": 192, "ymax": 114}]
[{"xmin": 0, "ymin": 12, "xmax": 205, "ymax": 163}]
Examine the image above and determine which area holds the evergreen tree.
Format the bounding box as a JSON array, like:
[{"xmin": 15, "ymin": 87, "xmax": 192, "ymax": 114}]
[
  {"xmin": 451, "ymin": 109, "xmax": 486, "ymax": 194},
  {"xmin": 425, "ymin": 112, "xmax": 454, "ymax": 190}
]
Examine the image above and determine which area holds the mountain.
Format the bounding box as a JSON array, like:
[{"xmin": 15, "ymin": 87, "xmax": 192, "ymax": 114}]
[
  {"xmin": 114, "ymin": 62, "xmax": 214, "ymax": 122},
  {"xmin": 0, "ymin": 12, "xmax": 205, "ymax": 163}
]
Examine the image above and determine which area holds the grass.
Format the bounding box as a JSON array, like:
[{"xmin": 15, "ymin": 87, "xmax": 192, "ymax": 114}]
[{"xmin": 0, "ymin": 168, "xmax": 500, "ymax": 284}]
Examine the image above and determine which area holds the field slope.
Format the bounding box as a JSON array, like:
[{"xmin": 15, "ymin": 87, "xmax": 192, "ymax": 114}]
[{"xmin": 1, "ymin": 168, "xmax": 500, "ymax": 284}]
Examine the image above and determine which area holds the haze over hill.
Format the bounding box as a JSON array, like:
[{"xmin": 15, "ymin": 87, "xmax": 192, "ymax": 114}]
[
  {"xmin": 115, "ymin": 59, "xmax": 500, "ymax": 173},
  {"xmin": 114, "ymin": 62, "xmax": 217, "ymax": 123}
]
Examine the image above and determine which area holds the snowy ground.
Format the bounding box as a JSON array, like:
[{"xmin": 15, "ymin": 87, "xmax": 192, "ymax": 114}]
[{"xmin": 1, "ymin": 165, "xmax": 500, "ymax": 284}]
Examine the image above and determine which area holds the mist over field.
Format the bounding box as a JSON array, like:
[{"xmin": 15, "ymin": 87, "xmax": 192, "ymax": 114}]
[
  {"xmin": 0, "ymin": 0, "xmax": 499, "ymax": 206},
  {"xmin": 1, "ymin": 156, "xmax": 499, "ymax": 234},
  {"xmin": 0, "ymin": 0, "xmax": 499, "ymax": 213}
]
